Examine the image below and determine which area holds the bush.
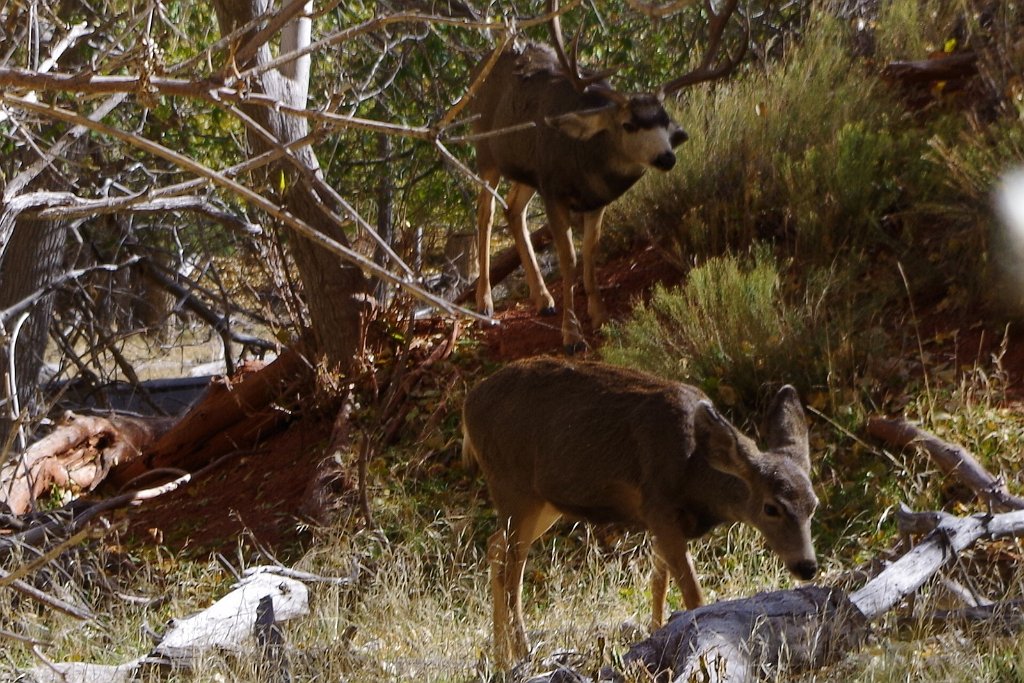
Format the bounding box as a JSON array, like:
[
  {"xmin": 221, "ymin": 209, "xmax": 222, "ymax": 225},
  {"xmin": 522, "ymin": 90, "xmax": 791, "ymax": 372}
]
[
  {"xmin": 602, "ymin": 248, "xmax": 874, "ymax": 416},
  {"xmin": 613, "ymin": 13, "xmax": 943, "ymax": 268}
]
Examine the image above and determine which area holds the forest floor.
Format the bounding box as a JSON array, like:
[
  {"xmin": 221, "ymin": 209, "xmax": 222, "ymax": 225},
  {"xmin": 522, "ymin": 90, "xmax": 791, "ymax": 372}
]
[
  {"xmin": 116, "ymin": 240, "xmax": 683, "ymax": 559},
  {"xmin": 118, "ymin": 237, "xmax": 1024, "ymax": 565}
]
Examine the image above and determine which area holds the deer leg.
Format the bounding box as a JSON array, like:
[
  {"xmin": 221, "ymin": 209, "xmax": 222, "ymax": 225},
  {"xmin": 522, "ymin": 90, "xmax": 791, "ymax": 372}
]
[
  {"xmin": 490, "ymin": 503, "xmax": 561, "ymax": 667},
  {"xmin": 488, "ymin": 523, "xmax": 522, "ymax": 668},
  {"xmin": 506, "ymin": 182, "xmax": 555, "ymax": 316},
  {"xmin": 546, "ymin": 200, "xmax": 585, "ymax": 353},
  {"xmin": 650, "ymin": 551, "xmax": 670, "ymax": 630},
  {"xmin": 650, "ymin": 530, "xmax": 705, "ymax": 625},
  {"xmin": 581, "ymin": 208, "xmax": 609, "ymax": 328},
  {"xmin": 475, "ymin": 169, "xmax": 502, "ymax": 317}
]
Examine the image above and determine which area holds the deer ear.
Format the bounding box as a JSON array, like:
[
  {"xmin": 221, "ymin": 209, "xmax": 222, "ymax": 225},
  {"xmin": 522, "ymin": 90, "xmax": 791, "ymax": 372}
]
[
  {"xmin": 545, "ymin": 109, "xmax": 613, "ymax": 141},
  {"xmin": 765, "ymin": 385, "xmax": 810, "ymax": 470},
  {"xmin": 695, "ymin": 401, "xmax": 753, "ymax": 478}
]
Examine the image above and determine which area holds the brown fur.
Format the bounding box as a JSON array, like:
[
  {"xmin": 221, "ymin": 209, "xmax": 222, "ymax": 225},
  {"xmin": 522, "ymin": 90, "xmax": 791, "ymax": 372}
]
[
  {"xmin": 467, "ymin": 40, "xmax": 687, "ymax": 352},
  {"xmin": 462, "ymin": 358, "xmax": 819, "ymax": 667}
]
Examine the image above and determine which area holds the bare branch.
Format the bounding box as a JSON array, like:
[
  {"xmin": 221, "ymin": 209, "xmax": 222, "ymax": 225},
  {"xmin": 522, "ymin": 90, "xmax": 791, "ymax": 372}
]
[
  {"xmin": 4, "ymin": 93, "xmax": 126, "ymax": 201},
  {"xmin": 236, "ymin": 3, "xmax": 586, "ymax": 83},
  {"xmin": 138, "ymin": 259, "xmax": 278, "ymax": 355},
  {"xmin": 224, "ymin": 103, "xmax": 415, "ymax": 278},
  {"xmin": 0, "ymin": 94, "xmax": 492, "ymax": 324},
  {"xmin": 625, "ymin": 0, "xmax": 698, "ymax": 18},
  {"xmin": 435, "ymin": 32, "xmax": 512, "ymax": 131},
  {"xmin": 0, "ymin": 257, "xmax": 142, "ymax": 329}
]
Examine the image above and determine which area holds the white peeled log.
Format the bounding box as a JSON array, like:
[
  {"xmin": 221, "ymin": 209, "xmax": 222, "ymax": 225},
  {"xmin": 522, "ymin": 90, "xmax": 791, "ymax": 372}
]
[{"xmin": 151, "ymin": 570, "xmax": 309, "ymax": 664}]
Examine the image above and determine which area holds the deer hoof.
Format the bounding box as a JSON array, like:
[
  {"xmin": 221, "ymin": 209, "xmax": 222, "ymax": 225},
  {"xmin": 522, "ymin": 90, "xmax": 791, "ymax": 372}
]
[
  {"xmin": 563, "ymin": 340, "xmax": 588, "ymax": 356},
  {"xmin": 539, "ymin": 305, "xmax": 557, "ymax": 317}
]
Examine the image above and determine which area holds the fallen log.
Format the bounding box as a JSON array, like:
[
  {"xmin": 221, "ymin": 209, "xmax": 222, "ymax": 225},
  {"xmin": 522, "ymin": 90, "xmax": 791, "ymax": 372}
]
[
  {"xmin": 0, "ymin": 413, "xmax": 174, "ymax": 515},
  {"xmin": 149, "ymin": 569, "xmax": 309, "ymax": 666},
  {"xmin": 867, "ymin": 416, "xmax": 1024, "ymax": 512},
  {"xmin": 881, "ymin": 52, "xmax": 978, "ymax": 85},
  {"xmin": 614, "ymin": 586, "xmax": 866, "ymax": 682},
  {"xmin": 110, "ymin": 346, "xmax": 313, "ymax": 484},
  {"xmin": 527, "ymin": 508, "xmax": 1024, "ymax": 682}
]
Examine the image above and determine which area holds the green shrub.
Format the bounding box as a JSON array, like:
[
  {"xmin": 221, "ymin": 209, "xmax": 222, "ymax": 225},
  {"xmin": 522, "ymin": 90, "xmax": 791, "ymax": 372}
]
[
  {"xmin": 602, "ymin": 248, "xmax": 871, "ymax": 415},
  {"xmin": 613, "ymin": 13, "xmax": 942, "ymax": 268}
]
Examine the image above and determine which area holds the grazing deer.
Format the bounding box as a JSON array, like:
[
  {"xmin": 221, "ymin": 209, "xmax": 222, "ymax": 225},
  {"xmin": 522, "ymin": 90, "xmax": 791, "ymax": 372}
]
[
  {"xmin": 462, "ymin": 358, "xmax": 818, "ymax": 667},
  {"xmin": 468, "ymin": 0, "xmax": 746, "ymax": 352}
]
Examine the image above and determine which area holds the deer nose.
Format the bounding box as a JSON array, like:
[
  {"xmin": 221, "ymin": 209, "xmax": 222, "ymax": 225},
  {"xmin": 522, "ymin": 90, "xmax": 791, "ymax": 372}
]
[
  {"xmin": 652, "ymin": 151, "xmax": 676, "ymax": 171},
  {"xmin": 791, "ymin": 559, "xmax": 818, "ymax": 581}
]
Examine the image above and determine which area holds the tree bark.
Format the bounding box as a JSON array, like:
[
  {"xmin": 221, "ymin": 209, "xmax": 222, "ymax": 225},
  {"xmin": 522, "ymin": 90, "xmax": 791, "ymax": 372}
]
[
  {"xmin": 0, "ymin": 412, "xmax": 173, "ymax": 514},
  {"xmin": 110, "ymin": 347, "xmax": 312, "ymax": 484},
  {"xmin": 211, "ymin": 0, "xmax": 369, "ymax": 373},
  {"xmin": 0, "ymin": 213, "xmax": 68, "ymax": 449}
]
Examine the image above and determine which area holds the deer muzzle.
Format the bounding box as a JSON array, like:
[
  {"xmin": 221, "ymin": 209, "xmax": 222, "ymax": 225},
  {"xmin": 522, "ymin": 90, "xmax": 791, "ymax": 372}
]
[
  {"xmin": 653, "ymin": 151, "xmax": 676, "ymax": 171},
  {"xmin": 790, "ymin": 558, "xmax": 818, "ymax": 581}
]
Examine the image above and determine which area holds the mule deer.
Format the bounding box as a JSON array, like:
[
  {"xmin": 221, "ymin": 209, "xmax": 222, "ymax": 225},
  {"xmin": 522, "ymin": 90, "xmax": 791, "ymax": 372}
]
[
  {"xmin": 468, "ymin": 0, "xmax": 747, "ymax": 352},
  {"xmin": 462, "ymin": 358, "xmax": 818, "ymax": 667}
]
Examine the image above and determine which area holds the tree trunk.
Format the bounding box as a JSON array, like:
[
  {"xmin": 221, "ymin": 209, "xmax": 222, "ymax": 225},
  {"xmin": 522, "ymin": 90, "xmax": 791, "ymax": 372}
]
[
  {"xmin": 210, "ymin": 0, "xmax": 369, "ymax": 373},
  {"xmin": 0, "ymin": 213, "xmax": 68, "ymax": 448}
]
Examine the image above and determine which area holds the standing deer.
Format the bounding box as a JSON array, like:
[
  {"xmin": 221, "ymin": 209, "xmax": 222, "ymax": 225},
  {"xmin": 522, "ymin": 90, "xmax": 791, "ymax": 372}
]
[
  {"xmin": 462, "ymin": 358, "xmax": 818, "ymax": 667},
  {"xmin": 469, "ymin": 0, "xmax": 746, "ymax": 352}
]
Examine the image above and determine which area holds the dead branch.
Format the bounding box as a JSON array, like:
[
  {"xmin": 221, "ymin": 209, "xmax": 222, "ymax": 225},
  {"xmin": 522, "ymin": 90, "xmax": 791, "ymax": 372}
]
[
  {"xmin": 882, "ymin": 52, "xmax": 978, "ymax": 85},
  {"xmin": 867, "ymin": 416, "xmax": 1024, "ymax": 512},
  {"xmin": 0, "ymin": 564, "xmax": 95, "ymax": 621},
  {"xmin": 850, "ymin": 509, "xmax": 1024, "ymax": 620}
]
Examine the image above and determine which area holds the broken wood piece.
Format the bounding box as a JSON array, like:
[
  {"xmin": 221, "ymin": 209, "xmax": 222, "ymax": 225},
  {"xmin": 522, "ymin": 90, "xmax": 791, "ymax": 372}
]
[
  {"xmin": 881, "ymin": 52, "xmax": 978, "ymax": 85},
  {"xmin": 0, "ymin": 412, "xmax": 173, "ymax": 514},
  {"xmin": 27, "ymin": 660, "xmax": 141, "ymax": 683},
  {"xmin": 150, "ymin": 570, "xmax": 309, "ymax": 666},
  {"xmin": 111, "ymin": 346, "xmax": 312, "ymax": 484},
  {"xmin": 867, "ymin": 417, "xmax": 1024, "ymax": 512}
]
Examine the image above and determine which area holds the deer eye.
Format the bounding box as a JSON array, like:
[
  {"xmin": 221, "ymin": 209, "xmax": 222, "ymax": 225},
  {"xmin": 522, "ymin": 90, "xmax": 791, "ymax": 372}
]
[
  {"xmin": 763, "ymin": 503, "xmax": 781, "ymax": 518},
  {"xmin": 622, "ymin": 121, "xmax": 638, "ymax": 133}
]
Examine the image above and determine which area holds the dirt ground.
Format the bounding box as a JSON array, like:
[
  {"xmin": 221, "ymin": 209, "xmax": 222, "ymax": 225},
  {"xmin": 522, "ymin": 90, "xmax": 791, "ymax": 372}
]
[
  {"xmin": 119, "ymin": 240, "xmax": 1024, "ymax": 558},
  {"xmin": 120, "ymin": 241, "xmax": 681, "ymax": 558}
]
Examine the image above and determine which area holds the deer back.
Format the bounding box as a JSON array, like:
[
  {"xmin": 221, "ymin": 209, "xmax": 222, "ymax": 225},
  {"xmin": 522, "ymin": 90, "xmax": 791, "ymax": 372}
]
[{"xmin": 469, "ymin": 44, "xmax": 683, "ymax": 212}]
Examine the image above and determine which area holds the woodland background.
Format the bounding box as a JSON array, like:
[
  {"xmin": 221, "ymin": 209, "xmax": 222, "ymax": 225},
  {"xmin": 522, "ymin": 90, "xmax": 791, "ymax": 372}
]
[{"xmin": 2, "ymin": 0, "xmax": 1024, "ymax": 680}]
